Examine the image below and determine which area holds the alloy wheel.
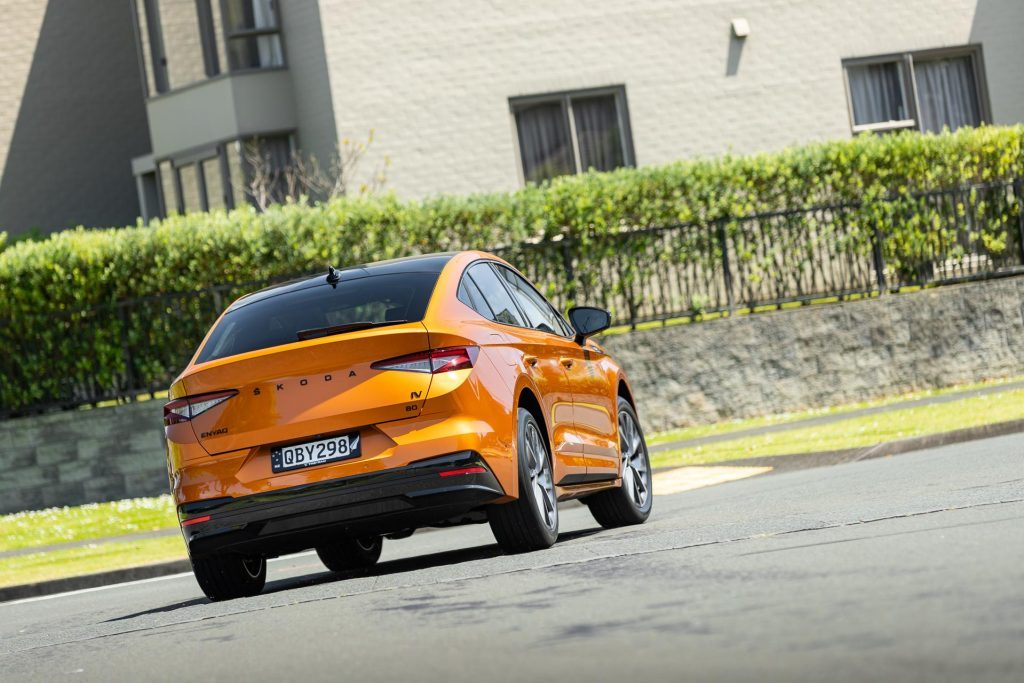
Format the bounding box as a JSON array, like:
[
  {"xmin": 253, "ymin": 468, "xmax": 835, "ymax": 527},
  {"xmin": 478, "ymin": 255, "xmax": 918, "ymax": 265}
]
[
  {"xmin": 524, "ymin": 421, "xmax": 557, "ymax": 531},
  {"xmin": 618, "ymin": 409, "xmax": 651, "ymax": 509}
]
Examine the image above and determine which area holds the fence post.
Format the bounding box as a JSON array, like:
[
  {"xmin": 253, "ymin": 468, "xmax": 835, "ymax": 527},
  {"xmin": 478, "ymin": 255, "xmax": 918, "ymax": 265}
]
[
  {"xmin": 560, "ymin": 238, "xmax": 577, "ymax": 305},
  {"xmin": 116, "ymin": 303, "xmax": 136, "ymax": 399},
  {"xmin": 1016, "ymin": 178, "xmax": 1024, "ymax": 267},
  {"xmin": 871, "ymin": 218, "xmax": 888, "ymax": 295},
  {"xmin": 716, "ymin": 220, "xmax": 735, "ymax": 315}
]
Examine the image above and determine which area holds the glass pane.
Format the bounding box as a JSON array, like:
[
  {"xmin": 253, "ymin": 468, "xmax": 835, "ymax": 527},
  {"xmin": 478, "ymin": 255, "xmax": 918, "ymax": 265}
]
[
  {"xmin": 223, "ymin": 0, "xmax": 279, "ymax": 32},
  {"xmin": 847, "ymin": 62, "xmax": 907, "ymax": 125},
  {"xmin": 572, "ymin": 95, "xmax": 625, "ymax": 173},
  {"xmin": 457, "ymin": 277, "xmax": 494, "ymax": 319},
  {"xmin": 241, "ymin": 136, "xmax": 293, "ymax": 204},
  {"xmin": 227, "ymin": 34, "xmax": 284, "ymax": 69},
  {"xmin": 178, "ymin": 164, "xmax": 202, "ymax": 213},
  {"xmin": 197, "ymin": 273, "xmax": 439, "ymax": 364},
  {"xmin": 466, "ymin": 264, "xmax": 524, "ymax": 327},
  {"xmin": 203, "ymin": 157, "xmax": 226, "ymax": 211},
  {"xmin": 914, "ymin": 56, "xmax": 982, "ymax": 133},
  {"xmin": 226, "ymin": 142, "xmax": 247, "ymax": 207},
  {"xmin": 196, "ymin": 0, "xmax": 220, "ymax": 76},
  {"xmin": 494, "ymin": 266, "xmax": 565, "ymax": 335},
  {"xmin": 136, "ymin": 0, "xmax": 160, "ymax": 96},
  {"xmin": 515, "ymin": 101, "xmax": 574, "ymax": 183}
]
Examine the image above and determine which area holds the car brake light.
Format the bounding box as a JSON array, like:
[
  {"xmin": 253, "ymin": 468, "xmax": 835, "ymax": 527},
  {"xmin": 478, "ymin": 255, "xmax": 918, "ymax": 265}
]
[
  {"xmin": 163, "ymin": 390, "xmax": 238, "ymax": 426},
  {"xmin": 371, "ymin": 347, "xmax": 479, "ymax": 374},
  {"xmin": 181, "ymin": 515, "xmax": 211, "ymax": 527},
  {"xmin": 439, "ymin": 466, "xmax": 486, "ymax": 477}
]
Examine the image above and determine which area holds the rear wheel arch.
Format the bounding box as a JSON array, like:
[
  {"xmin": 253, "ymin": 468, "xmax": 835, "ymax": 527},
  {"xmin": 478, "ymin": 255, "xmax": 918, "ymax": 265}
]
[
  {"xmin": 516, "ymin": 386, "xmax": 551, "ymax": 455},
  {"xmin": 617, "ymin": 377, "xmax": 636, "ymax": 410}
]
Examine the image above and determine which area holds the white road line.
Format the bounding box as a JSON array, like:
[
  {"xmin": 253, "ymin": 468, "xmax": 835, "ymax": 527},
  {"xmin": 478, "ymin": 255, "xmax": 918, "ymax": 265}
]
[{"xmin": 0, "ymin": 551, "xmax": 317, "ymax": 608}]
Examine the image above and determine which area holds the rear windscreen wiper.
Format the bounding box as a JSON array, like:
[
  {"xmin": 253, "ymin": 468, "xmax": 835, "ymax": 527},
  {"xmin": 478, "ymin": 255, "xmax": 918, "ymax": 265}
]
[{"xmin": 296, "ymin": 320, "xmax": 409, "ymax": 341}]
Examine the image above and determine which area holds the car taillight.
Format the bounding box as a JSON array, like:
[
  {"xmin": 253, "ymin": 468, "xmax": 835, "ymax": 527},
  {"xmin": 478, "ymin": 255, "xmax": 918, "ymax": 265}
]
[
  {"xmin": 371, "ymin": 346, "xmax": 479, "ymax": 374},
  {"xmin": 163, "ymin": 390, "xmax": 238, "ymax": 426}
]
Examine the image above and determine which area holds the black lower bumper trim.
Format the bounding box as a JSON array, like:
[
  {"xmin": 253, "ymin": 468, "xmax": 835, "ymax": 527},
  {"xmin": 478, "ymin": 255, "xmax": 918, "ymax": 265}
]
[{"xmin": 180, "ymin": 451, "xmax": 503, "ymax": 558}]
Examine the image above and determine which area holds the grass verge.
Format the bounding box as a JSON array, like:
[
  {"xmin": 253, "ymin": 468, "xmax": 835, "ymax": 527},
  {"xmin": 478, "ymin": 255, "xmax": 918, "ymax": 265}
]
[
  {"xmin": 646, "ymin": 376, "xmax": 1024, "ymax": 447},
  {"xmin": 0, "ymin": 495, "xmax": 177, "ymax": 554},
  {"xmin": 651, "ymin": 387, "xmax": 1024, "ymax": 468},
  {"xmin": 0, "ymin": 536, "xmax": 186, "ymax": 589}
]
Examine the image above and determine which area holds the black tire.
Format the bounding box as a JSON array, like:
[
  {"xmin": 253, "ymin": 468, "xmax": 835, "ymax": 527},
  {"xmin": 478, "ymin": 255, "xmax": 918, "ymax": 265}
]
[
  {"xmin": 488, "ymin": 408, "xmax": 559, "ymax": 553},
  {"xmin": 316, "ymin": 536, "xmax": 383, "ymax": 572},
  {"xmin": 585, "ymin": 397, "xmax": 653, "ymax": 528},
  {"xmin": 191, "ymin": 553, "xmax": 266, "ymax": 601}
]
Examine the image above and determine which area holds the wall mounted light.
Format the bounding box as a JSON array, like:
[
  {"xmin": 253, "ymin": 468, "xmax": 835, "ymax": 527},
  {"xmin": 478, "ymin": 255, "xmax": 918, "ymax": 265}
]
[{"xmin": 731, "ymin": 18, "xmax": 751, "ymax": 38}]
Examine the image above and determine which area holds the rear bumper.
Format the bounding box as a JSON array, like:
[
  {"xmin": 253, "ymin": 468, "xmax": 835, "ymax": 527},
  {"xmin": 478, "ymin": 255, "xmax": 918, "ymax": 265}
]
[{"xmin": 179, "ymin": 451, "xmax": 504, "ymax": 558}]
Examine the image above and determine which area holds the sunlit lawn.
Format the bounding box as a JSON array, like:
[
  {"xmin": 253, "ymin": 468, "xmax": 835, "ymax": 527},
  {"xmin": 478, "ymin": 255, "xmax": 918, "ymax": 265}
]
[
  {"xmin": 646, "ymin": 376, "xmax": 1023, "ymax": 447},
  {"xmin": 651, "ymin": 388, "xmax": 1024, "ymax": 468},
  {"xmin": 0, "ymin": 495, "xmax": 177, "ymax": 553},
  {"xmin": 0, "ymin": 535, "xmax": 186, "ymax": 589}
]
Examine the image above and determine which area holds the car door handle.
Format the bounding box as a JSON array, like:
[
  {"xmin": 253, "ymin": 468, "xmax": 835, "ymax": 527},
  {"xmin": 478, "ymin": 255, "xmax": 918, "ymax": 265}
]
[
  {"xmin": 524, "ymin": 355, "xmax": 538, "ymax": 367},
  {"xmin": 560, "ymin": 358, "xmax": 574, "ymax": 368}
]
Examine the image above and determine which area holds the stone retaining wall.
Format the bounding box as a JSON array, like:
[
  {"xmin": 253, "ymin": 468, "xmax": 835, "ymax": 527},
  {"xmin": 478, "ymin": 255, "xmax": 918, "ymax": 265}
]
[
  {"xmin": 603, "ymin": 277, "xmax": 1024, "ymax": 431},
  {"xmin": 1, "ymin": 276, "xmax": 1021, "ymax": 513}
]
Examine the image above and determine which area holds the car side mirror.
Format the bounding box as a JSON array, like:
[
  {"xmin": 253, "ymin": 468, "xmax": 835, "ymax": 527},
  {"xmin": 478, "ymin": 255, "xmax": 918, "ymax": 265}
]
[{"xmin": 568, "ymin": 306, "xmax": 611, "ymax": 345}]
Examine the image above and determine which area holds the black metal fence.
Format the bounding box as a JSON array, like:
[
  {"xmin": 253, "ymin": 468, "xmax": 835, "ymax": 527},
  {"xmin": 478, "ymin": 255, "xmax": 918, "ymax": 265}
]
[
  {"xmin": 2, "ymin": 179, "xmax": 1023, "ymax": 417},
  {"xmin": 504, "ymin": 179, "xmax": 1024, "ymax": 323}
]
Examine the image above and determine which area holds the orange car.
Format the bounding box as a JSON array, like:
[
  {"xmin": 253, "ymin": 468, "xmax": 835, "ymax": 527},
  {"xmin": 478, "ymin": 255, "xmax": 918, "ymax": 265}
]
[{"xmin": 166, "ymin": 251, "xmax": 652, "ymax": 600}]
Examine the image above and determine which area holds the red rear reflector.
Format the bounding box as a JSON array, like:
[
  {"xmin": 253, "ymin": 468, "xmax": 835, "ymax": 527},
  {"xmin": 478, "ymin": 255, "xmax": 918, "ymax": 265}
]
[
  {"xmin": 163, "ymin": 390, "xmax": 238, "ymax": 426},
  {"xmin": 439, "ymin": 466, "xmax": 486, "ymax": 477},
  {"xmin": 372, "ymin": 347, "xmax": 479, "ymax": 374},
  {"xmin": 181, "ymin": 515, "xmax": 211, "ymax": 527}
]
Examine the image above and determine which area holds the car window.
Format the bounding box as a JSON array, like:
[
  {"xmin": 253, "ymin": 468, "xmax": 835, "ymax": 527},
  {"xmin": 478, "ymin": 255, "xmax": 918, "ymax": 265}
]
[
  {"xmin": 494, "ymin": 265, "xmax": 568, "ymax": 336},
  {"xmin": 457, "ymin": 275, "xmax": 494, "ymax": 320},
  {"xmin": 466, "ymin": 263, "xmax": 525, "ymax": 327},
  {"xmin": 196, "ymin": 272, "xmax": 438, "ymax": 363}
]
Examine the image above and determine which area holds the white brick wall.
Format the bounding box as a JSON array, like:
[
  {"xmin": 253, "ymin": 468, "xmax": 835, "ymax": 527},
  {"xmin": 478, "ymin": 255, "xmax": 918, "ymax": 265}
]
[{"xmin": 315, "ymin": 0, "xmax": 1024, "ymax": 199}]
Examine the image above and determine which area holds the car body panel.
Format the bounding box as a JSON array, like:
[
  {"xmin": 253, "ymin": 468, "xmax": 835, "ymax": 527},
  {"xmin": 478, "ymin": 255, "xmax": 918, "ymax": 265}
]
[{"xmin": 166, "ymin": 249, "xmax": 639, "ymax": 556}]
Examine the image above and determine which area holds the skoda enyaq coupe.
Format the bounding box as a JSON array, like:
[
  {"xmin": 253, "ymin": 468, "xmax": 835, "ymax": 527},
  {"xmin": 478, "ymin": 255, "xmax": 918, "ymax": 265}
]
[{"xmin": 166, "ymin": 251, "xmax": 653, "ymax": 600}]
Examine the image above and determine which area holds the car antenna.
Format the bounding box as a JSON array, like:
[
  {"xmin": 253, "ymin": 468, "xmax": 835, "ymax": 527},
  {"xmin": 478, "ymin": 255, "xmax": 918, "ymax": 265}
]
[{"xmin": 326, "ymin": 265, "xmax": 341, "ymax": 288}]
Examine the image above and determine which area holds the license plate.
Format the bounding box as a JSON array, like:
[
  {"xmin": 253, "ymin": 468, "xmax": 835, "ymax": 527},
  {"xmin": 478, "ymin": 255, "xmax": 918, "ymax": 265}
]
[{"xmin": 271, "ymin": 433, "xmax": 361, "ymax": 473}]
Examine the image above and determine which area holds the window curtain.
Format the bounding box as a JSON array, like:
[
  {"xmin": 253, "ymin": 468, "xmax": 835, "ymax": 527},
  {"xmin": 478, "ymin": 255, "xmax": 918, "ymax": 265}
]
[
  {"xmin": 914, "ymin": 57, "xmax": 981, "ymax": 133},
  {"xmin": 516, "ymin": 102, "xmax": 574, "ymax": 183},
  {"xmin": 847, "ymin": 62, "xmax": 906, "ymax": 125},
  {"xmin": 573, "ymin": 95, "xmax": 625, "ymax": 172}
]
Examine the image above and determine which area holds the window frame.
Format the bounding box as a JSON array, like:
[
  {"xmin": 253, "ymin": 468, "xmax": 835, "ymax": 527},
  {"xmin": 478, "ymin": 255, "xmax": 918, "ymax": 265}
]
[
  {"xmin": 218, "ymin": 0, "xmax": 287, "ymax": 72},
  {"xmin": 457, "ymin": 260, "xmax": 574, "ymax": 340},
  {"xmin": 509, "ymin": 85, "xmax": 635, "ymax": 185},
  {"xmin": 158, "ymin": 143, "xmax": 241, "ymax": 215},
  {"xmin": 842, "ymin": 45, "xmax": 990, "ymax": 135},
  {"xmin": 196, "ymin": 0, "xmax": 221, "ymax": 78}
]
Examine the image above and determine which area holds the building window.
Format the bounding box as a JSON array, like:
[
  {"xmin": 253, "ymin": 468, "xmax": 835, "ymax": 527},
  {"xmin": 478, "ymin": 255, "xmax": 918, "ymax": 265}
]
[
  {"xmin": 156, "ymin": 145, "xmax": 238, "ymax": 216},
  {"xmin": 510, "ymin": 86, "xmax": 634, "ymax": 184},
  {"xmin": 221, "ymin": 0, "xmax": 284, "ymax": 70},
  {"xmin": 843, "ymin": 46, "xmax": 987, "ymax": 134},
  {"xmin": 196, "ymin": 0, "xmax": 221, "ymax": 77}
]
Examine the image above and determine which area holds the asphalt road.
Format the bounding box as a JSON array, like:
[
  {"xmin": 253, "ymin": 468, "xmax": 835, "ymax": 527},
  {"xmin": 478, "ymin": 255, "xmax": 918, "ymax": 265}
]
[{"xmin": 2, "ymin": 434, "xmax": 1022, "ymax": 682}]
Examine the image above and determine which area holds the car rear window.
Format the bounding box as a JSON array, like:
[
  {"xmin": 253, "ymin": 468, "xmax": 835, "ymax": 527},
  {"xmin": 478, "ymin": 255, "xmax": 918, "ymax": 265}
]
[{"xmin": 195, "ymin": 272, "xmax": 439, "ymax": 364}]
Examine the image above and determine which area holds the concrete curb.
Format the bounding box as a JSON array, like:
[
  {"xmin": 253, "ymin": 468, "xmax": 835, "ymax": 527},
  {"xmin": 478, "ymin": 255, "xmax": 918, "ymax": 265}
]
[
  {"xmin": 0, "ymin": 559, "xmax": 193, "ymax": 604},
  {"xmin": 4, "ymin": 418, "xmax": 1022, "ymax": 604},
  {"xmin": 649, "ymin": 380, "xmax": 1024, "ymax": 454},
  {"xmin": 667, "ymin": 417, "xmax": 1024, "ymax": 472}
]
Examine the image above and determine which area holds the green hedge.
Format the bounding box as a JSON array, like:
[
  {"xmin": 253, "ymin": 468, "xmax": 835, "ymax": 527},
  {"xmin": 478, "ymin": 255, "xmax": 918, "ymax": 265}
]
[
  {"xmin": 1, "ymin": 125, "xmax": 1023, "ymax": 413},
  {"xmin": 2, "ymin": 125, "xmax": 1022, "ymax": 318}
]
